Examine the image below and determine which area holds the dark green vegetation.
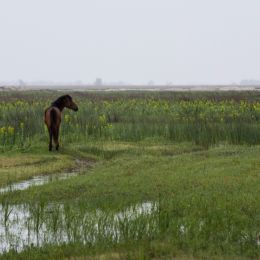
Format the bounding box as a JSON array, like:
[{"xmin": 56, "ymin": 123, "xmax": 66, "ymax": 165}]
[
  {"xmin": 0, "ymin": 91, "xmax": 259, "ymax": 259},
  {"xmin": 2, "ymin": 90, "xmax": 260, "ymax": 149}
]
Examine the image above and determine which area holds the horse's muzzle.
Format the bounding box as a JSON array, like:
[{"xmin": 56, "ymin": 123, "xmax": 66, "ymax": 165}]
[{"xmin": 74, "ymin": 106, "xmax": 79, "ymax": 111}]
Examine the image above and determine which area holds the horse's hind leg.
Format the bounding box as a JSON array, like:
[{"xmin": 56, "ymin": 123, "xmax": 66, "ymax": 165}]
[
  {"xmin": 53, "ymin": 127, "xmax": 60, "ymax": 151},
  {"xmin": 48, "ymin": 128, "xmax": 53, "ymax": 151}
]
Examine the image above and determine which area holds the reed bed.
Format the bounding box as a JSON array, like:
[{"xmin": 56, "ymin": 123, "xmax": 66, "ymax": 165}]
[{"xmin": 1, "ymin": 91, "xmax": 260, "ymax": 148}]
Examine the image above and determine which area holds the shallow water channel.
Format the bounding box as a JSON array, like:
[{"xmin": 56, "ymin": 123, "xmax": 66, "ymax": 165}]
[
  {"xmin": 0, "ymin": 159, "xmax": 91, "ymax": 194},
  {"xmin": 0, "ymin": 172, "xmax": 82, "ymax": 194}
]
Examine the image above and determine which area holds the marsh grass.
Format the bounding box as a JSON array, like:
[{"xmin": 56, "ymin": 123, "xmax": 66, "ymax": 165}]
[
  {"xmin": 2, "ymin": 91, "xmax": 260, "ymax": 148},
  {"xmin": 0, "ymin": 198, "xmax": 259, "ymax": 259}
]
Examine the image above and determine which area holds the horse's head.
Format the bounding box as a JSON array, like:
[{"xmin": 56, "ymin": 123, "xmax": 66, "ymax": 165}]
[{"xmin": 63, "ymin": 95, "xmax": 78, "ymax": 111}]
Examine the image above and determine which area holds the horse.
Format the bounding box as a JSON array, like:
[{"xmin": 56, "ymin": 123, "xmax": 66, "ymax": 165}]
[{"xmin": 44, "ymin": 95, "xmax": 78, "ymax": 151}]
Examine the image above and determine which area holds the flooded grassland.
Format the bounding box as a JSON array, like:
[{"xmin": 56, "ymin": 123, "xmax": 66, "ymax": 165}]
[{"xmin": 0, "ymin": 91, "xmax": 260, "ymax": 259}]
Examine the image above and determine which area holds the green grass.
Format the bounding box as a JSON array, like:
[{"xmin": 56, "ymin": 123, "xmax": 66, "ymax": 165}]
[
  {"xmin": 3, "ymin": 142, "xmax": 259, "ymax": 207},
  {"xmin": 1, "ymin": 140, "xmax": 259, "ymax": 259}
]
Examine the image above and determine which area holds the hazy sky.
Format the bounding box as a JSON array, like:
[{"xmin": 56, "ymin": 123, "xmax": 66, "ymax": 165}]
[{"xmin": 0, "ymin": 0, "xmax": 259, "ymax": 84}]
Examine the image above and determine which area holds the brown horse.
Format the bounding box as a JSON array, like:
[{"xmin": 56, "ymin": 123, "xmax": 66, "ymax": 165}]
[{"xmin": 44, "ymin": 95, "xmax": 78, "ymax": 151}]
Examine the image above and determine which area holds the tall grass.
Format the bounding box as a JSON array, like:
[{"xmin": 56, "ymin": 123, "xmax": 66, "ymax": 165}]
[{"xmin": 1, "ymin": 91, "xmax": 260, "ymax": 148}]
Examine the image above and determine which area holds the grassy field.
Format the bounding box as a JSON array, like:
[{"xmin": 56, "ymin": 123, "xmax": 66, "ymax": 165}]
[{"xmin": 0, "ymin": 90, "xmax": 259, "ymax": 259}]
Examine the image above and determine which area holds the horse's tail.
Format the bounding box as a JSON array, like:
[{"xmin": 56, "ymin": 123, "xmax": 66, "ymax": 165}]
[{"xmin": 50, "ymin": 109, "xmax": 57, "ymax": 136}]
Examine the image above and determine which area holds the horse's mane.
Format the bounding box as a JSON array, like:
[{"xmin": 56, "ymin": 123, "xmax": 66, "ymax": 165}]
[{"xmin": 51, "ymin": 95, "xmax": 72, "ymax": 107}]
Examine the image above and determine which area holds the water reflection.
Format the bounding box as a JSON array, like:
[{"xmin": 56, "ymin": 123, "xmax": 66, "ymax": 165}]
[{"xmin": 0, "ymin": 202, "xmax": 157, "ymax": 254}]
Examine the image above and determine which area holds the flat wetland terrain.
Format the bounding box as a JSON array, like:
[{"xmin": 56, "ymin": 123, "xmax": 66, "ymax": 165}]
[{"xmin": 0, "ymin": 90, "xmax": 259, "ymax": 259}]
